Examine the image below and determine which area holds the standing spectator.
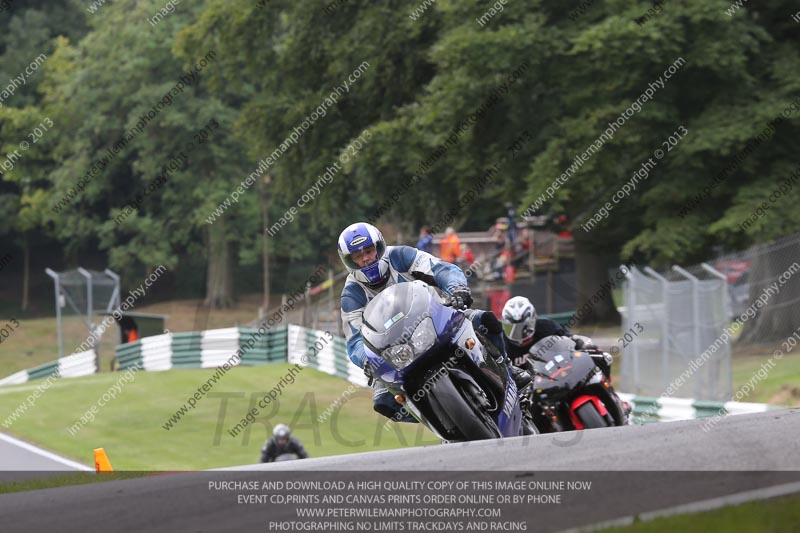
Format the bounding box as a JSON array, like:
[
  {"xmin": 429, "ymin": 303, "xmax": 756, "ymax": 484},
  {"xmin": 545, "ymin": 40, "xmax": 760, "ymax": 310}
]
[
  {"xmin": 460, "ymin": 243, "xmax": 475, "ymax": 267},
  {"xmin": 119, "ymin": 316, "xmax": 140, "ymax": 343},
  {"xmin": 491, "ymin": 218, "xmax": 509, "ymax": 248},
  {"xmin": 416, "ymin": 225, "xmax": 433, "ymax": 254},
  {"xmin": 439, "ymin": 227, "xmax": 461, "ymax": 263},
  {"xmin": 505, "ymin": 202, "xmax": 517, "ymax": 244},
  {"xmin": 458, "ymin": 243, "xmax": 478, "ymax": 283},
  {"xmin": 513, "ymin": 226, "xmax": 532, "ymax": 261},
  {"xmin": 553, "ymin": 214, "xmax": 573, "ymax": 239}
]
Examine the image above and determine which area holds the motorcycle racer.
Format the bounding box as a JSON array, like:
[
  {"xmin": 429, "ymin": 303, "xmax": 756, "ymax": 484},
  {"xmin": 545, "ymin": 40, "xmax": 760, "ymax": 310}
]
[
  {"xmin": 501, "ymin": 296, "xmax": 610, "ymax": 374},
  {"xmin": 501, "ymin": 296, "xmax": 630, "ymax": 421},
  {"xmin": 338, "ymin": 222, "xmax": 531, "ymax": 421},
  {"xmin": 260, "ymin": 424, "xmax": 308, "ymax": 462}
]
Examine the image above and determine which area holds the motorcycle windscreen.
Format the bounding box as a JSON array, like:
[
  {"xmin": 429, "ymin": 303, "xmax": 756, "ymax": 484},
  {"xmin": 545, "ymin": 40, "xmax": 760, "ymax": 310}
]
[
  {"xmin": 361, "ymin": 280, "xmax": 439, "ymax": 351},
  {"xmin": 529, "ymin": 335, "xmax": 577, "ymax": 361},
  {"xmin": 530, "ymin": 336, "xmax": 597, "ymax": 389}
]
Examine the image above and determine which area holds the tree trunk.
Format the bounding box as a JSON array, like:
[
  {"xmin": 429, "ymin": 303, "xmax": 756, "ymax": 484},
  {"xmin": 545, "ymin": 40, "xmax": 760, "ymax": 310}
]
[
  {"xmin": 204, "ymin": 217, "xmax": 235, "ymax": 308},
  {"xmin": 21, "ymin": 235, "xmax": 29, "ymax": 311},
  {"xmin": 573, "ymin": 237, "xmax": 621, "ymax": 325},
  {"xmin": 259, "ymin": 176, "xmax": 272, "ymax": 311},
  {"xmin": 738, "ymin": 239, "xmax": 800, "ymax": 344}
]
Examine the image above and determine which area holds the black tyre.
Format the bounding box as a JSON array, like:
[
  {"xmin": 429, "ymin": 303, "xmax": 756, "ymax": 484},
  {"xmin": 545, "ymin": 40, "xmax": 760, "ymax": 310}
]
[
  {"xmin": 575, "ymin": 402, "xmax": 610, "ymax": 429},
  {"xmin": 428, "ymin": 375, "xmax": 501, "ymax": 441},
  {"xmin": 521, "ymin": 413, "xmax": 540, "ymax": 436}
]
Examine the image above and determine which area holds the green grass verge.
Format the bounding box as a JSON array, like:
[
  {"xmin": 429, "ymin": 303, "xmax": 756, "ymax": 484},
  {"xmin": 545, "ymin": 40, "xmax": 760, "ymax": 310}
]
[
  {"xmin": 0, "ymin": 315, "xmax": 119, "ymax": 375},
  {"xmin": 602, "ymin": 493, "xmax": 800, "ymax": 532},
  {"xmin": 609, "ymin": 350, "xmax": 800, "ymax": 407},
  {"xmin": 0, "ymin": 364, "xmax": 434, "ymax": 471},
  {"xmin": 0, "ymin": 472, "xmax": 149, "ymax": 495},
  {"xmin": 730, "ymin": 352, "xmax": 800, "ymax": 405}
]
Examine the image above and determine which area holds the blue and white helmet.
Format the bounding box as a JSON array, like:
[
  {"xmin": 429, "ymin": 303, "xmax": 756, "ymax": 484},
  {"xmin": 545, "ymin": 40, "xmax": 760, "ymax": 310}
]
[{"xmin": 337, "ymin": 222, "xmax": 389, "ymax": 286}]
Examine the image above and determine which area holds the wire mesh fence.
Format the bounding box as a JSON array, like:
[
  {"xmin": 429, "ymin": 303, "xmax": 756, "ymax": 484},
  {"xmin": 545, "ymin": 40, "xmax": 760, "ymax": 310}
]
[
  {"xmin": 712, "ymin": 232, "xmax": 800, "ymax": 347},
  {"xmin": 621, "ymin": 231, "xmax": 800, "ymax": 401},
  {"xmin": 46, "ymin": 268, "xmax": 120, "ymax": 359},
  {"xmin": 621, "ymin": 263, "xmax": 732, "ymax": 401}
]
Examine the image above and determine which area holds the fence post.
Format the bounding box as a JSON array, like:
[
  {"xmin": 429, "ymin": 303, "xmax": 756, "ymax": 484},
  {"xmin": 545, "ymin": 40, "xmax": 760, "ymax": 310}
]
[
  {"xmin": 672, "ymin": 265, "xmax": 702, "ymax": 399},
  {"xmin": 631, "ymin": 267, "xmax": 640, "ymax": 392},
  {"xmin": 645, "ymin": 267, "xmax": 670, "ymax": 392},
  {"xmin": 701, "ymin": 263, "xmax": 729, "ymax": 318},
  {"xmin": 701, "ymin": 262, "xmax": 731, "ymax": 399},
  {"xmin": 78, "ymin": 267, "xmax": 98, "ymax": 370},
  {"xmin": 622, "ymin": 265, "xmax": 639, "ymax": 393},
  {"xmin": 303, "ymin": 287, "xmax": 311, "ymax": 328},
  {"xmin": 45, "ymin": 269, "xmax": 64, "ymax": 358}
]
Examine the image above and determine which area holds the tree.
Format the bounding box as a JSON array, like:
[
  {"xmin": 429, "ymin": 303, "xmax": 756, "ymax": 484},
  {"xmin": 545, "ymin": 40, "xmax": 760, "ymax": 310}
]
[
  {"xmin": 0, "ymin": 1, "xmax": 88, "ymax": 312},
  {"xmin": 37, "ymin": 0, "xmax": 254, "ymax": 307},
  {"xmin": 178, "ymin": 0, "xmax": 444, "ymax": 286}
]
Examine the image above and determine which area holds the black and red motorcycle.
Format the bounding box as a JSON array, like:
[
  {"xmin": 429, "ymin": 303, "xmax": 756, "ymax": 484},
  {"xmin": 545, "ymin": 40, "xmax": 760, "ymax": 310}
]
[{"xmin": 521, "ymin": 336, "xmax": 629, "ymax": 431}]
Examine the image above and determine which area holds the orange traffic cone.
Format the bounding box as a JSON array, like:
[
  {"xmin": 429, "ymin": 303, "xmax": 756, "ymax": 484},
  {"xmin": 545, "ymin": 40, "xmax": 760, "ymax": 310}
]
[{"xmin": 94, "ymin": 448, "xmax": 114, "ymax": 473}]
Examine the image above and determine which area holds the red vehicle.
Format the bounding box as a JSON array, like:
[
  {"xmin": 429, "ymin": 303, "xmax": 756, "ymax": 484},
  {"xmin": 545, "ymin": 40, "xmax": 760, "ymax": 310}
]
[{"xmin": 715, "ymin": 259, "xmax": 750, "ymax": 283}]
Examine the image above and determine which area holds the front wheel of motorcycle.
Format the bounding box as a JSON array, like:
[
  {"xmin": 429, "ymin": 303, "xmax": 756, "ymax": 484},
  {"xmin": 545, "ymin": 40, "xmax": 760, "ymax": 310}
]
[
  {"xmin": 428, "ymin": 375, "xmax": 501, "ymax": 441},
  {"xmin": 575, "ymin": 402, "xmax": 610, "ymax": 429},
  {"xmin": 521, "ymin": 413, "xmax": 539, "ymax": 435}
]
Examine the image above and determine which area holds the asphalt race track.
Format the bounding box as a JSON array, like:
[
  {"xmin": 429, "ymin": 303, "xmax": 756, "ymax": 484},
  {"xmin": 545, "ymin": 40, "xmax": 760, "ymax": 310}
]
[
  {"xmin": 1, "ymin": 409, "xmax": 798, "ymax": 533},
  {"xmin": 227, "ymin": 407, "xmax": 800, "ymax": 472},
  {"xmin": 0, "ymin": 432, "xmax": 92, "ymax": 472}
]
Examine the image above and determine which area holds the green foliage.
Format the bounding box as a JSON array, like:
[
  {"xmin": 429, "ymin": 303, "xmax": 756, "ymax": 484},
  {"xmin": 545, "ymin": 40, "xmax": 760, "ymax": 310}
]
[{"xmin": 1, "ymin": 0, "xmax": 799, "ymax": 302}]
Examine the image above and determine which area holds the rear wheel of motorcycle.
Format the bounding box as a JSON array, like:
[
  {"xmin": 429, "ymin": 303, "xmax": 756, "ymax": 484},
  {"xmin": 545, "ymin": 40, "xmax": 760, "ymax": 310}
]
[
  {"xmin": 429, "ymin": 375, "xmax": 501, "ymax": 441},
  {"xmin": 575, "ymin": 402, "xmax": 609, "ymax": 429}
]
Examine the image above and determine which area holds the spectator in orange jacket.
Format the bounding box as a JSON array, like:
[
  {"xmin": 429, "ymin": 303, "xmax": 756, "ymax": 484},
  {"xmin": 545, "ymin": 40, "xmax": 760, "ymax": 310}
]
[{"xmin": 439, "ymin": 227, "xmax": 461, "ymax": 263}]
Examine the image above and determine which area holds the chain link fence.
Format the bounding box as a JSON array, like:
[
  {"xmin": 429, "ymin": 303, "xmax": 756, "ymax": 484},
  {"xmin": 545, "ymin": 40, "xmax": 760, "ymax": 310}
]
[
  {"xmin": 45, "ymin": 268, "xmax": 120, "ymax": 359},
  {"xmin": 712, "ymin": 232, "xmax": 800, "ymax": 346},
  {"xmin": 621, "ymin": 263, "xmax": 732, "ymax": 401},
  {"xmin": 621, "ymin": 231, "xmax": 800, "ymax": 401}
]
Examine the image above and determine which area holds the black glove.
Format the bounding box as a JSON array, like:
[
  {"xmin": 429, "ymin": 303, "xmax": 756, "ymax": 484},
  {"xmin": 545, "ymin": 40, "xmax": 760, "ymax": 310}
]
[
  {"xmin": 571, "ymin": 334, "xmax": 596, "ymax": 350},
  {"xmin": 448, "ymin": 286, "xmax": 473, "ymax": 310}
]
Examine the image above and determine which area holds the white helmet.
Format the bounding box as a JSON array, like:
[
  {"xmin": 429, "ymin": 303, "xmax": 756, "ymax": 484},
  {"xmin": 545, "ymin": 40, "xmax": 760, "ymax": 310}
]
[
  {"xmin": 501, "ymin": 296, "xmax": 537, "ymax": 347},
  {"xmin": 337, "ymin": 222, "xmax": 390, "ymax": 286}
]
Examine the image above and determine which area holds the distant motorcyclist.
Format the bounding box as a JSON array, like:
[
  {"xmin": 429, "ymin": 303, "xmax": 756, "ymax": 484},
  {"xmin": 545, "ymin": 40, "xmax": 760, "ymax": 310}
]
[
  {"xmin": 338, "ymin": 222, "xmax": 531, "ymax": 422},
  {"xmin": 260, "ymin": 424, "xmax": 308, "ymax": 463}
]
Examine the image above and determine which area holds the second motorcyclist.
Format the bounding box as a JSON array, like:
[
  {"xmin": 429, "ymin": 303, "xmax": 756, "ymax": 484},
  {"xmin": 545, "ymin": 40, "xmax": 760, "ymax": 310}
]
[
  {"xmin": 501, "ymin": 296, "xmax": 630, "ymax": 419},
  {"xmin": 501, "ymin": 296, "xmax": 610, "ymax": 375}
]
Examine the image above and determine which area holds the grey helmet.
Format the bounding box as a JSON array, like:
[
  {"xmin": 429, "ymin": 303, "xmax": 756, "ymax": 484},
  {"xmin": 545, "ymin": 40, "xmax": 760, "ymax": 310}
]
[
  {"xmin": 501, "ymin": 296, "xmax": 537, "ymax": 347},
  {"xmin": 273, "ymin": 424, "xmax": 291, "ymax": 440}
]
